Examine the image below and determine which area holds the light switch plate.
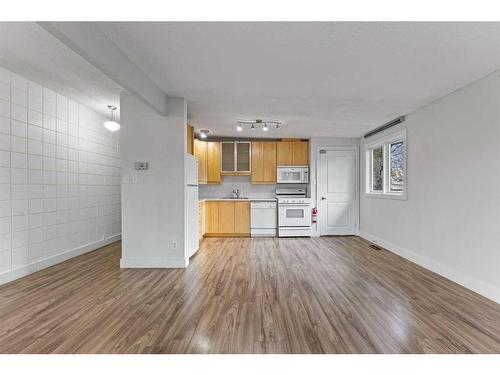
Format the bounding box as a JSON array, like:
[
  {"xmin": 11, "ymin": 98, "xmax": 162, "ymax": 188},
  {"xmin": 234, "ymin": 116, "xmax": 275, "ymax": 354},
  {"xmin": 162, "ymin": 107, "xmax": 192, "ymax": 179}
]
[
  {"xmin": 123, "ymin": 174, "xmax": 130, "ymax": 184},
  {"xmin": 132, "ymin": 175, "xmax": 138, "ymax": 184}
]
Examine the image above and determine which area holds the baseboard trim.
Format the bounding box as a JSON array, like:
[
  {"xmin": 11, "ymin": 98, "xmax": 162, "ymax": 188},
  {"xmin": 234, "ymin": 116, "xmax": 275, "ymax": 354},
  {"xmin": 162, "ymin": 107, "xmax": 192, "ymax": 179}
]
[
  {"xmin": 358, "ymin": 231, "xmax": 500, "ymax": 304},
  {"xmin": 0, "ymin": 234, "xmax": 121, "ymax": 286},
  {"xmin": 120, "ymin": 256, "xmax": 188, "ymax": 268}
]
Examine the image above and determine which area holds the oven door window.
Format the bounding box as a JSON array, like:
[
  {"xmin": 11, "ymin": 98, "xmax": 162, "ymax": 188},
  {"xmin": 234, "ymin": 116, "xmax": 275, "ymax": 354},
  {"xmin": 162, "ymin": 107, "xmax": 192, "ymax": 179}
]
[
  {"xmin": 286, "ymin": 208, "xmax": 304, "ymax": 218},
  {"xmin": 279, "ymin": 205, "xmax": 310, "ymax": 227}
]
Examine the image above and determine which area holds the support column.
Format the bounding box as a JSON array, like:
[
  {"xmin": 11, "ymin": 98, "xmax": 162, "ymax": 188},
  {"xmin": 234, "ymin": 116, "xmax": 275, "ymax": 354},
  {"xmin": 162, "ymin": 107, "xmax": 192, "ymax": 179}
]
[{"xmin": 119, "ymin": 93, "xmax": 188, "ymax": 268}]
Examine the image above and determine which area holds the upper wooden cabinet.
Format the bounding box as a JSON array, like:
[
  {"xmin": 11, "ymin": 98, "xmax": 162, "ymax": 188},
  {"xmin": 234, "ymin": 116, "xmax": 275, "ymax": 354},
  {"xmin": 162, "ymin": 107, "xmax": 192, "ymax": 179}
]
[
  {"xmin": 193, "ymin": 139, "xmax": 208, "ymax": 184},
  {"xmin": 276, "ymin": 141, "xmax": 309, "ymax": 166},
  {"xmin": 194, "ymin": 140, "xmax": 221, "ymax": 184},
  {"xmin": 206, "ymin": 142, "xmax": 222, "ymax": 184},
  {"xmin": 186, "ymin": 124, "xmax": 194, "ymax": 155},
  {"xmin": 221, "ymin": 141, "xmax": 251, "ymax": 174},
  {"xmin": 251, "ymin": 141, "xmax": 277, "ymax": 184}
]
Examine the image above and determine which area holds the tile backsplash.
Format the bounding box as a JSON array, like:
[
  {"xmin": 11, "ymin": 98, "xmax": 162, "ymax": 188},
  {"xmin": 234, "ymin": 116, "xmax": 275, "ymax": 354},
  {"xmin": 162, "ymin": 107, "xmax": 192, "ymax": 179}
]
[{"xmin": 199, "ymin": 175, "xmax": 308, "ymax": 199}]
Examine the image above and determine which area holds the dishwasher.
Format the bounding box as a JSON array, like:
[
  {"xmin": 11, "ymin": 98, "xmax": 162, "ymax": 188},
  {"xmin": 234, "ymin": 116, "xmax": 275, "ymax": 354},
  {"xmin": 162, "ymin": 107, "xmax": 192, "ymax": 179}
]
[{"xmin": 250, "ymin": 201, "xmax": 277, "ymax": 237}]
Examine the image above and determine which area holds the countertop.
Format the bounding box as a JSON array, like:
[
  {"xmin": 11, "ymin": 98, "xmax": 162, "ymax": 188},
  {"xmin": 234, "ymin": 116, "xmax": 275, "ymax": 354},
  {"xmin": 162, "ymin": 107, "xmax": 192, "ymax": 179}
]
[{"xmin": 199, "ymin": 198, "xmax": 277, "ymax": 202}]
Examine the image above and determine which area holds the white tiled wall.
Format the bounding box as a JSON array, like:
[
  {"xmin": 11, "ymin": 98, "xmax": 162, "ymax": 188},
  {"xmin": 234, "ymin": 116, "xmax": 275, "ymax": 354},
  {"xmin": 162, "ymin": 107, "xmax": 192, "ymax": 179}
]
[{"xmin": 0, "ymin": 66, "xmax": 121, "ymax": 276}]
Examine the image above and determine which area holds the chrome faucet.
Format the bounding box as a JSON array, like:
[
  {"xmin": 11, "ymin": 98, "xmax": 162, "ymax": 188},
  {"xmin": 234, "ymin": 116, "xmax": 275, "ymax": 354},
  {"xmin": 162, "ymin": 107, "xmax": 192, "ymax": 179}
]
[{"xmin": 232, "ymin": 188, "xmax": 240, "ymax": 199}]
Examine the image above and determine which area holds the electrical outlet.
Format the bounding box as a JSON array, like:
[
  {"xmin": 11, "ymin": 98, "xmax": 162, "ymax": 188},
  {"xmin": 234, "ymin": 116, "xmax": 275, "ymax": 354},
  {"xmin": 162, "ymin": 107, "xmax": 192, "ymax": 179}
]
[
  {"xmin": 123, "ymin": 174, "xmax": 130, "ymax": 184},
  {"xmin": 132, "ymin": 175, "xmax": 138, "ymax": 184},
  {"xmin": 171, "ymin": 240, "xmax": 177, "ymax": 248}
]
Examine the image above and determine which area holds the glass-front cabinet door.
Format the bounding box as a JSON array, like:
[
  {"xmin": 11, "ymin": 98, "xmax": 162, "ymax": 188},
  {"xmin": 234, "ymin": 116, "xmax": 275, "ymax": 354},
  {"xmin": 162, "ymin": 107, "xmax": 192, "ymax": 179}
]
[
  {"xmin": 221, "ymin": 141, "xmax": 251, "ymax": 172},
  {"xmin": 236, "ymin": 142, "xmax": 250, "ymax": 172},
  {"xmin": 221, "ymin": 142, "xmax": 235, "ymax": 172}
]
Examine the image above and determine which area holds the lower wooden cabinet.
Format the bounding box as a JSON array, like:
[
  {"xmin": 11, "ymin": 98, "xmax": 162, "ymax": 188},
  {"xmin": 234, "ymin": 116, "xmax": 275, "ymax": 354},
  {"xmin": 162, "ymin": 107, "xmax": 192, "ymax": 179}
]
[
  {"xmin": 198, "ymin": 201, "xmax": 205, "ymax": 242},
  {"xmin": 234, "ymin": 201, "xmax": 250, "ymax": 234},
  {"xmin": 203, "ymin": 201, "xmax": 250, "ymax": 237}
]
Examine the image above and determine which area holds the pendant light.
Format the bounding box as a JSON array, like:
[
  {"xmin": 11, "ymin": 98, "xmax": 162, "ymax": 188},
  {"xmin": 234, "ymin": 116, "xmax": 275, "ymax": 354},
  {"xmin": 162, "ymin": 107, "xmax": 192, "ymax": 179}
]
[{"xmin": 104, "ymin": 105, "xmax": 120, "ymax": 132}]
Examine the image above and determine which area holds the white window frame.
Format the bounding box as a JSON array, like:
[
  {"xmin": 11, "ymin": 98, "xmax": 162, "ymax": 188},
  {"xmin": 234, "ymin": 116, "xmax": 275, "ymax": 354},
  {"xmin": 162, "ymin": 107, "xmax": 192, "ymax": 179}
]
[{"xmin": 365, "ymin": 129, "xmax": 407, "ymax": 200}]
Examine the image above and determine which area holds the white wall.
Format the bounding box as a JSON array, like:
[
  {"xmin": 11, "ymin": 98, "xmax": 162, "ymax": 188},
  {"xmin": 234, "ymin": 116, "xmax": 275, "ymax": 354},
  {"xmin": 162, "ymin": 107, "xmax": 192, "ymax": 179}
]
[
  {"xmin": 0, "ymin": 65, "xmax": 121, "ymax": 284},
  {"xmin": 309, "ymin": 137, "xmax": 360, "ymax": 237},
  {"xmin": 120, "ymin": 94, "xmax": 188, "ymax": 268},
  {"xmin": 360, "ymin": 71, "xmax": 500, "ymax": 303}
]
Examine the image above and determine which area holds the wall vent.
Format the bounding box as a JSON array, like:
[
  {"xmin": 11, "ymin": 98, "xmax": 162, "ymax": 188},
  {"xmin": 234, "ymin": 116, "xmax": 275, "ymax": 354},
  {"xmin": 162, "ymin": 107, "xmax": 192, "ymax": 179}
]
[{"xmin": 369, "ymin": 244, "xmax": 383, "ymax": 251}]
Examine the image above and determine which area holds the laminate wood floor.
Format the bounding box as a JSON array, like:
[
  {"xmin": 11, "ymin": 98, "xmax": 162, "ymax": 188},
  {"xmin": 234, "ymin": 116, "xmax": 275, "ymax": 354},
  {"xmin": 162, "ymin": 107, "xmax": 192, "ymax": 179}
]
[{"xmin": 0, "ymin": 237, "xmax": 499, "ymax": 353}]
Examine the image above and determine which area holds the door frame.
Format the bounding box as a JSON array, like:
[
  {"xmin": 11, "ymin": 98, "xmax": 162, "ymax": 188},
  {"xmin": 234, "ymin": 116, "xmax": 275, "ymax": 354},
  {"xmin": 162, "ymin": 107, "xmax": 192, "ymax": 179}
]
[{"xmin": 316, "ymin": 146, "xmax": 359, "ymax": 236}]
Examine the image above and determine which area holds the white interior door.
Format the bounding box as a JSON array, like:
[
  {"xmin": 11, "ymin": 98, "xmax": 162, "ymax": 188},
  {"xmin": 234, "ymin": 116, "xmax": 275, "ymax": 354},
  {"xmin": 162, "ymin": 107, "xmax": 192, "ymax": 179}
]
[{"xmin": 318, "ymin": 150, "xmax": 357, "ymax": 235}]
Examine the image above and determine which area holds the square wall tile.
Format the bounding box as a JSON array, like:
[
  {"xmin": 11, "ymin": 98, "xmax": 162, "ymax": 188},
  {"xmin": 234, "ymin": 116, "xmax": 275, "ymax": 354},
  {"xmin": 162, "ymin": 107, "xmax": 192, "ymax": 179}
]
[
  {"xmin": 12, "ymin": 136, "xmax": 27, "ymax": 154},
  {"xmin": 28, "ymin": 82, "xmax": 43, "ymax": 112},
  {"xmin": 0, "ymin": 116, "xmax": 10, "ymax": 135}
]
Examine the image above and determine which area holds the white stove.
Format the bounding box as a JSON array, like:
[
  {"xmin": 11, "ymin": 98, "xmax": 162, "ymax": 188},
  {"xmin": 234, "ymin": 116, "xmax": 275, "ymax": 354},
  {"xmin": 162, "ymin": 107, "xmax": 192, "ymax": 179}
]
[{"xmin": 276, "ymin": 188, "xmax": 312, "ymax": 237}]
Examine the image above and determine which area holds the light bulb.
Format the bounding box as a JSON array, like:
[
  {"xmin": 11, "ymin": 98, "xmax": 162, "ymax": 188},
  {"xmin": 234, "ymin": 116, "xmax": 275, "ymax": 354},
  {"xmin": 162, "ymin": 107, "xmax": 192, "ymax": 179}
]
[
  {"xmin": 262, "ymin": 124, "xmax": 268, "ymax": 132},
  {"xmin": 104, "ymin": 120, "xmax": 120, "ymax": 132},
  {"xmin": 236, "ymin": 123, "xmax": 243, "ymax": 132}
]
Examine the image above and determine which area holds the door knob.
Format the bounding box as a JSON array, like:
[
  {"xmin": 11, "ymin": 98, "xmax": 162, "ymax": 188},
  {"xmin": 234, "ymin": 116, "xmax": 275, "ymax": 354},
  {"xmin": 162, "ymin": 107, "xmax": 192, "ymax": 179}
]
[{"xmin": 321, "ymin": 196, "xmax": 327, "ymax": 200}]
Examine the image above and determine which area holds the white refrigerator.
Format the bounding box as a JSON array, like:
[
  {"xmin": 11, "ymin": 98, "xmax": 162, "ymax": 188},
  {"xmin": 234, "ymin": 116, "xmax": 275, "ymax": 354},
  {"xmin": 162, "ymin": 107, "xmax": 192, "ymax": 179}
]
[{"xmin": 185, "ymin": 154, "xmax": 199, "ymax": 259}]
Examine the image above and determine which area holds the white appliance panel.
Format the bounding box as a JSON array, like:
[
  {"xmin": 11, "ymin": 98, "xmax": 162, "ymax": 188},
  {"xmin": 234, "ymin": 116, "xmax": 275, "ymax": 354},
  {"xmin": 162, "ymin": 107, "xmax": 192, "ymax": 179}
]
[
  {"xmin": 251, "ymin": 201, "xmax": 277, "ymax": 237},
  {"xmin": 277, "ymin": 167, "xmax": 309, "ymax": 184}
]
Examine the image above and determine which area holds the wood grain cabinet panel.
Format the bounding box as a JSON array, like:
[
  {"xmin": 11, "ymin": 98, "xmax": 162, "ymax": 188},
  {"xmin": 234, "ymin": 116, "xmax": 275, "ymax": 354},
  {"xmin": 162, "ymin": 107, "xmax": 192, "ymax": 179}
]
[
  {"xmin": 252, "ymin": 141, "xmax": 276, "ymax": 184},
  {"xmin": 198, "ymin": 201, "xmax": 205, "ymax": 241},
  {"xmin": 234, "ymin": 202, "xmax": 250, "ymax": 234},
  {"xmin": 186, "ymin": 124, "xmax": 194, "ymax": 155},
  {"xmin": 277, "ymin": 141, "xmax": 309, "ymax": 166},
  {"xmin": 251, "ymin": 142, "xmax": 264, "ymax": 182},
  {"xmin": 204, "ymin": 201, "xmax": 219, "ymax": 233},
  {"xmin": 207, "ymin": 142, "xmax": 221, "ymax": 184},
  {"xmin": 263, "ymin": 142, "xmax": 277, "ymax": 182},
  {"xmin": 204, "ymin": 201, "xmax": 250, "ymax": 236},
  {"xmin": 194, "ymin": 140, "xmax": 208, "ymax": 184},
  {"xmin": 218, "ymin": 202, "xmax": 235, "ymax": 234},
  {"xmin": 276, "ymin": 141, "xmax": 293, "ymax": 166},
  {"xmin": 292, "ymin": 141, "xmax": 309, "ymax": 166}
]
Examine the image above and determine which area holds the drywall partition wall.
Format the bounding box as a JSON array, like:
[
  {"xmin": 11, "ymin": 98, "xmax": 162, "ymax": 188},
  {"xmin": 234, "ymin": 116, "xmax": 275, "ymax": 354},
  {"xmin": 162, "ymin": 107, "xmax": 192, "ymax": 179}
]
[
  {"xmin": 360, "ymin": 71, "xmax": 500, "ymax": 303},
  {"xmin": 0, "ymin": 65, "xmax": 121, "ymax": 284},
  {"xmin": 309, "ymin": 137, "xmax": 360, "ymax": 237},
  {"xmin": 120, "ymin": 94, "xmax": 188, "ymax": 268}
]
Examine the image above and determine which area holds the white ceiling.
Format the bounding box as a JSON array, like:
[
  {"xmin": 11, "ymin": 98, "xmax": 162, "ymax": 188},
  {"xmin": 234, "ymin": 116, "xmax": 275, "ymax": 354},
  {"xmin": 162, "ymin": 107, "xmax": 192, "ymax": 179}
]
[
  {"xmin": 0, "ymin": 22, "xmax": 122, "ymax": 119},
  {"xmin": 98, "ymin": 22, "xmax": 500, "ymax": 138},
  {"xmin": 1, "ymin": 22, "xmax": 499, "ymax": 138}
]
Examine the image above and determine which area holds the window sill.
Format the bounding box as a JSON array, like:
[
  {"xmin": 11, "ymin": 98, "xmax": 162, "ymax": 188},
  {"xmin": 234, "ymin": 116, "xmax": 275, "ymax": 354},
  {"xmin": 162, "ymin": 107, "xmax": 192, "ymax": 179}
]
[{"xmin": 365, "ymin": 192, "xmax": 407, "ymax": 201}]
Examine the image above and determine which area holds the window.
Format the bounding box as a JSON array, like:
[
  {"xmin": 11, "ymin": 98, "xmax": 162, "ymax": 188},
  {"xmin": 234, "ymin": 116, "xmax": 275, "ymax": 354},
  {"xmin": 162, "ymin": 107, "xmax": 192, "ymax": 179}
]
[
  {"xmin": 371, "ymin": 146, "xmax": 384, "ymax": 192},
  {"xmin": 365, "ymin": 130, "xmax": 406, "ymax": 198}
]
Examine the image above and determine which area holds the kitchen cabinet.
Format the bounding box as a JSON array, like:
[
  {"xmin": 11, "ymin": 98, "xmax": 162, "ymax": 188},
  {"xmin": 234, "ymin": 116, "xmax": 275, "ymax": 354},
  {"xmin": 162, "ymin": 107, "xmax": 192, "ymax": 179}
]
[
  {"xmin": 195, "ymin": 141, "xmax": 221, "ymax": 184},
  {"xmin": 218, "ymin": 202, "xmax": 235, "ymax": 233},
  {"xmin": 234, "ymin": 201, "xmax": 250, "ymax": 234},
  {"xmin": 207, "ymin": 142, "xmax": 222, "ymax": 184},
  {"xmin": 276, "ymin": 140, "xmax": 309, "ymax": 166},
  {"xmin": 204, "ymin": 201, "xmax": 250, "ymax": 236},
  {"xmin": 221, "ymin": 141, "xmax": 251, "ymax": 174},
  {"xmin": 186, "ymin": 124, "xmax": 194, "ymax": 155},
  {"xmin": 205, "ymin": 201, "xmax": 219, "ymax": 233},
  {"xmin": 193, "ymin": 139, "xmax": 208, "ymax": 184},
  {"xmin": 198, "ymin": 201, "xmax": 205, "ymax": 241},
  {"xmin": 251, "ymin": 141, "xmax": 277, "ymax": 184}
]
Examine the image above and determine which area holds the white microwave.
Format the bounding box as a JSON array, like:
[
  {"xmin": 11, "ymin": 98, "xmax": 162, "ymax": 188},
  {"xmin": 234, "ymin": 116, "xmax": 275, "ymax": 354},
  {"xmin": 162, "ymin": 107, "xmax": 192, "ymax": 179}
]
[{"xmin": 277, "ymin": 167, "xmax": 309, "ymax": 184}]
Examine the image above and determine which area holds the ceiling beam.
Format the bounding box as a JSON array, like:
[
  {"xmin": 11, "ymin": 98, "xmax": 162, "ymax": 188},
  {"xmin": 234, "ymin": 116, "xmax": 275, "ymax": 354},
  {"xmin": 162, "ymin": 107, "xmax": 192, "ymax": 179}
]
[{"xmin": 39, "ymin": 22, "xmax": 168, "ymax": 115}]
